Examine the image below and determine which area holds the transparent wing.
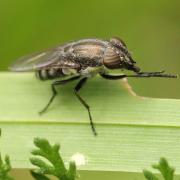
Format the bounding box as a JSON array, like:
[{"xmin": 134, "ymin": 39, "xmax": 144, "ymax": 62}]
[{"xmin": 9, "ymin": 48, "xmax": 61, "ymax": 72}]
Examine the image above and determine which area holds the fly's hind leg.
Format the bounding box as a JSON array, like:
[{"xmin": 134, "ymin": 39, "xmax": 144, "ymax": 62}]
[
  {"xmin": 74, "ymin": 78, "xmax": 97, "ymax": 136},
  {"xmin": 39, "ymin": 76, "xmax": 80, "ymax": 115}
]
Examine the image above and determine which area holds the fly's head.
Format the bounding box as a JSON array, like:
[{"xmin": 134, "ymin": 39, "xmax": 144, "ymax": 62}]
[{"xmin": 103, "ymin": 37, "xmax": 140, "ymax": 73}]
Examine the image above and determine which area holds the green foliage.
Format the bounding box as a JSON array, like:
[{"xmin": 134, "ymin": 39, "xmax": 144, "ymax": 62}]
[
  {"xmin": 30, "ymin": 138, "xmax": 77, "ymax": 180},
  {"xmin": 0, "ymin": 128, "xmax": 14, "ymax": 180},
  {"xmin": 0, "ymin": 154, "xmax": 14, "ymax": 180},
  {"xmin": 143, "ymin": 158, "xmax": 175, "ymax": 180}
]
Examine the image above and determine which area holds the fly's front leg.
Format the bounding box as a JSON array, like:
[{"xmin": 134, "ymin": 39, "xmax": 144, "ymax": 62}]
[
  {"xmin": 39, "ymin": 76, "xmax": 80, "ymax": 115},
  {"xmin": 100, "ymin": 70, "xmax": 177, "ymax": 80},
  {"xmin": 74, "ymin": 78, "xmax": 97, "ymax": 136},
  {"xmin": 136, "ymin": 71, "xmax": 177, "ymax": 78},
  {"xmin": 100, "ymin": 74, "xmax": 127, "ymax": 80}
]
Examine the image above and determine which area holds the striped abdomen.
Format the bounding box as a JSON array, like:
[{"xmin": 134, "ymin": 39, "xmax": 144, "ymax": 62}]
[
  {"xmin": 36, "ymin": 68, "xmax": 65, "ymax": 80},
  {"xmin": 36, "ymin": 68, "xmax": 78, "ymax": 80}
]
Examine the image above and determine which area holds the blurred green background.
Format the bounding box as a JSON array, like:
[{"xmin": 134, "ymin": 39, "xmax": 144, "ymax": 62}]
[{"xmin": 0, "ymin": 0, "xmax": 179, "ymax": 99}]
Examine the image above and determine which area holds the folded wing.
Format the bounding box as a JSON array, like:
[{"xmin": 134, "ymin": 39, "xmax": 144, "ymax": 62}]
[{"xmin": 9, "ymin": 48, "xmax": 61, "ymax": 72}]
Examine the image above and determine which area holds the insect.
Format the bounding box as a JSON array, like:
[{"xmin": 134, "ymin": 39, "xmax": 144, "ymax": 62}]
[{"xmin": 9, "ymin": 37, "xmax": 177, "ymax": 135}]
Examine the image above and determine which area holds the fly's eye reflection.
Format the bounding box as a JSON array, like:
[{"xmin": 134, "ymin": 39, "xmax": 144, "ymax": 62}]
[{"xmin": 9, "ymin": 37, "xmax": 177, "ymax": 136}]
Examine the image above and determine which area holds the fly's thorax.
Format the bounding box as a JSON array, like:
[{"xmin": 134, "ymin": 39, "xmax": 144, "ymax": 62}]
[
  {"xmin": 103, "ymin": 46, "xmax": 123, "ymax": 69},
  {"xmin": 64, "ymin": 39, "xmax": 106, "ymax": 57},
  {"xmin": 64, "ymin": 39, "xmax": 106, "ymax": 67}
]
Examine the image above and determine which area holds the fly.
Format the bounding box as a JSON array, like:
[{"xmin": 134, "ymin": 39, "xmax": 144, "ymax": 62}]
[{"xmin": 9, "ymin": 37, "xmax": 177, "ymax": 136}]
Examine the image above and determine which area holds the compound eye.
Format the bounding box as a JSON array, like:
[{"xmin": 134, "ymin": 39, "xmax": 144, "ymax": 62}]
[{"xmin": 110, "ymin": 37, "xmax": 127, "ymax": 48}]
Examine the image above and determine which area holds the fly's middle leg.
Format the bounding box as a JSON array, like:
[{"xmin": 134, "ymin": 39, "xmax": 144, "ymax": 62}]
[
  {"xmin": 74, "ymin": 78, "xmax": 97, "ymax": 136},
  {"xmin": 39, "ymin": 76, "xmax": 80, "ymax": 115}
]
